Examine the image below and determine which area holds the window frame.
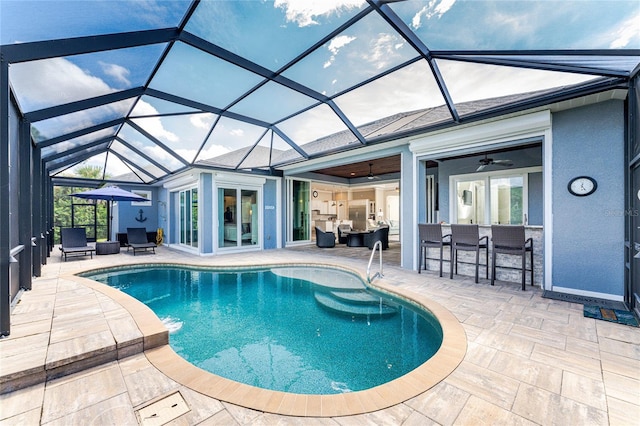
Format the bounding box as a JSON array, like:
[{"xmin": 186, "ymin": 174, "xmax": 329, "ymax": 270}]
[{"xmin": 450, "ymin": 166, "xmax": 541, "ymax": 225}]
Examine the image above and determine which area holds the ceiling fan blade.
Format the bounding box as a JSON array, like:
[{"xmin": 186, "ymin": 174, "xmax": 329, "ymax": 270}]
[
  {"xmin": 493, "ymin": 160, "xmax": 513, "ymax": 166},
  {"xmin": 476, "ymin": 164, "xmax": 486, "ymax": 172}
]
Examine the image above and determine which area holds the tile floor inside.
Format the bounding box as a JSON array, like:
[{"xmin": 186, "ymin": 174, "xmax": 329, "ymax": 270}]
[{"xmin": 1, "ymin": 244, "xmax": 639, "ymax": 425}]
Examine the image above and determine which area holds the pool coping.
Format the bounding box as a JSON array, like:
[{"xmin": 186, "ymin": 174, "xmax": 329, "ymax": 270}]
[{"xmin": 68, "ymin": 262, "xmax": 467, "ymax": 417}]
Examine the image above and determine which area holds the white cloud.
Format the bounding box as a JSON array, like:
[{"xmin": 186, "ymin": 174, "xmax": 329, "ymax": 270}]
[
  {"xmin": 433, "ymin": 0, "xmax": 456, "ymax": 18},
  {"xmin": 104, "ymin": 154, "xmax": 134, "ymax": 178},
  {"xmin": 438, "ymin": 60, "xmax": 597, "ymax": 104},
  {"xmin": 334, "ymin": 61, "xmax": 444, "ymax": 127},
  {"xmin": 486, "ymin": 10, "xmax": 537, "ymax": 39},
  {"xmin": 328, "ymin": 35, "xmax": 356, "ymax": 55},
  {"xmin": 190, "ymin": 113, "xmax": 214, "ymax": 130},
  {"xmin": 364, "ymin": 33, "xmax": 404, "ymax": 70},
  {"xmin": 131, "ymin": 102, "xmax": 179, "ymax": 143},
  {"xmin": 174, "ymin": 147, "xmax": 199, "ymax": 163},
  {"xmin": 274, "ymin": 0, "xmax": 365, "ymax": 27},
  {"xmin": 141, "ymin": 143, "xmax": 183, "ymax": 168},
  {"xmin": 412, "ymin": 0, "xmax": 457, "ymax": 28},
  {"xmin": 609, "ymin": 12, "xmax": 640, "ymax": 48},
  {"xmin": 197, "ymin": 144, "xmax": 231, "ymax": 161},
  {"xmin": 13, "ymin": 57, "xmax": 134, "ymax": 140},
  {"xmin": 324, "ymin": 35, "xmax": 357, "ymax": 68},
  {"xmin": 230, "ymin": 129, "xmax": 244, "ymax": 137},
  {"xmin": 135, "ymin": 0, "xmax": 175, "ymax": 27},
  {"xmin": 278, "ymin": 103, "xmax": 349, "ymax": 144},
  {"xmin": 10, "ymin": 57, "xmax": 114, "ymax": 111},
  {"xmin": 99, "ymin": 61, "xmax": 131, "ymax": 87}
]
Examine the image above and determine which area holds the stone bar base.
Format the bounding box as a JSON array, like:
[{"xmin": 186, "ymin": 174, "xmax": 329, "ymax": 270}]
[{"xmin": 422, "ymin": 225, "xmax": 543, "ymax": 286}]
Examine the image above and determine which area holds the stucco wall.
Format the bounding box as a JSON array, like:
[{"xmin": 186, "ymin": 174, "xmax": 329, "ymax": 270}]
[
  {"xmin": 551, "ymin": 100, "xmax": 625, "ymax": 297},
  {"xmin": 528, "ymin": 172, "xmax": 543, "ymax": 226},
  {"xmin": 400, "ymin": 147, "xmax": 413, "ymax": 268},
  {"xmin": 117, "ymin": 186, "xmax": 159, "ymax": 235},
  {"xmin": 263, "ymin": 178, "xmax": 278, "ymax": 249},
  {"xmin": 201, "ymin": 173, "xmax": 213, "ymax": 253}
]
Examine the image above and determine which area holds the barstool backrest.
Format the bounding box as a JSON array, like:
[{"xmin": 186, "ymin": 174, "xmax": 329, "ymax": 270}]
[
  {"xmin": 451, "ymin": 224, "xmax": 480, "ymax": 246},
  {"xmin": 419, "ymin": 223, "xmax": 444, "ymax": 243},
  {"xmin": 491, "ymin": 225, "xmax": 526, "ymax": 249}
]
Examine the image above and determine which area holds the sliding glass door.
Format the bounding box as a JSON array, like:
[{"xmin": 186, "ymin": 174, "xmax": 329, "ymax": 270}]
[
  {"xmin": 287, "ymin": 179, "xmax": 310, "ymax": 242},
  {"xmin": 218, "ymin": 186, "xmax": 259, "ymax": 248},
  {"xmin": 179, "ymin": 187, "xmax": 198, "ymax": 248}
]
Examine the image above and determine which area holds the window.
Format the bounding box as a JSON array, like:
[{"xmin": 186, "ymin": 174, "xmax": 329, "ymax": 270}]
[
  {"xmin": 455, "ymin": 179, "xmax": 485, "ymax": 224},
  {"xmin": 131, "ymin": 190, "xmax": 151, "ymax": 206},
  {"xmin": 452, "ymin": 169, "xmax": 536, "ymax": 225},
  {"xmin": 490, "ymin": 176, "xmax": 523, "ymax": 225}
]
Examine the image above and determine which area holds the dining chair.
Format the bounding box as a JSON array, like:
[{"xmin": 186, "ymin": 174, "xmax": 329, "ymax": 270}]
[
  {"xmin": 490, "ymin": 225, "xmax": 533, "ymax": 290},
  {"xmin": 450, "ymin": 224, "xmax": 488, "ymax": 283},
  {"xmin": 418, "ymin": 223, "xmax": 451, "ymax": 277}
]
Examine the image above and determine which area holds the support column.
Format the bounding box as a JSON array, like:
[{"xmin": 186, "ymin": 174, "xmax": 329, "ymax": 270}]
[
  {"xmin": 47, "ymin": 176, "xmax": 54, "ymax": 256},
  {"xmin": 19, "ymin": 118, "xmax": 33, "ymax": 290},
  {"xmin": 1, "ymin": 56, "xmax": 11, "ymax": 336},
  {"xmin": 32, "ymin": 145, "xmax": 42, "ymax": 277}
]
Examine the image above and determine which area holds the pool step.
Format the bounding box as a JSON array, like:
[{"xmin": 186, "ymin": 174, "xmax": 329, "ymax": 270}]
[
  {"xmin": 314, "ymin": 291, "xmax": 397, "ymax": 317},
  {"xmin": 328, "ymin": 290, "xmax": 382, "ymax": 304}
]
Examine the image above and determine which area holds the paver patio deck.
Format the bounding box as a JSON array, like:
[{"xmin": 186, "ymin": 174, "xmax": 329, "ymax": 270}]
[{"xmin": 1, "ymin": 244, "xmax": 638, "ymax": 425}]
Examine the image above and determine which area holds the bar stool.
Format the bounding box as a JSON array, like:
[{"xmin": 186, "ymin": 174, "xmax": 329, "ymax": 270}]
[
  {"xmin": 418, "ymin": 223, "xmax": 451, "ymax": 277},
  {"xmin": 490, "ymin": 225, "xmax": 533, "ymax": 290},
  {"xmin": 450, "ymin": 224, "xmax": 488, "ymax": 283}
]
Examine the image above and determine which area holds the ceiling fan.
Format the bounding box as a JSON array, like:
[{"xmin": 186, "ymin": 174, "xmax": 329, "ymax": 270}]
[
  {"xmin": 476, "ymin": 153, "xmax": 513, "ymax": 171},
  {"xmin": 367, "ymin": 163, "xmax": 379, "ymax": 180}
]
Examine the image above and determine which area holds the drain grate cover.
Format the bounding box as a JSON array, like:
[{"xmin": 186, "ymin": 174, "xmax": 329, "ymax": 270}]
[{"xmin": 136, "ymin": 392, "xmax": 190, "ymax": 425}]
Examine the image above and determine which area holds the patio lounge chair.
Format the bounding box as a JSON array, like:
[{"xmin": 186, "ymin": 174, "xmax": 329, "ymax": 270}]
[
  {"xmin": 60, "ymin": 227, "xmax": 96, "ymax": 261},
  {"xmin": 126, "ymin": 227, "xmax": 157, "ymax": 255}
]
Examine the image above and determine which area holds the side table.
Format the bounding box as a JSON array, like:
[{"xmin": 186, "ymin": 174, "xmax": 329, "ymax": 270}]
[{"xmin": 96, "ymin": 241, "xmax": 121, "ymax": 255}]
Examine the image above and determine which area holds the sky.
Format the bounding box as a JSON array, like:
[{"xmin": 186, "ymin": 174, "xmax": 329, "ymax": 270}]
[{"xmin": 2, "ymin": 0, "xmax": 639, "ymax": 179}]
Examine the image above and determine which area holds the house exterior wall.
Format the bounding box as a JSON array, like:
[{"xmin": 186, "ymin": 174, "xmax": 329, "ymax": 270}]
[
  {"xmin": 145, "ymin": 99, "xmax": 627, "ymax": 301},
  {"xmin": 263, "ymin": 178, "xmax": 278, "ymax": 250},
  {"xmin": 528, "ymin": 172, "xmax": 543, "ymax": 226},
  {"xmin": 400, "ymin": 147, "xmax": 413, "ymax": 268},
  {"xmin": 117, "ymin": 186, "xmax": 159, "ymax": 235},
  {"xmin": 201, "ymin": 173, "xmax": 213, "ymax": 253},
  {"xmin": 551, "ymin": 100, "xmax": 625, "ymax": 298}
]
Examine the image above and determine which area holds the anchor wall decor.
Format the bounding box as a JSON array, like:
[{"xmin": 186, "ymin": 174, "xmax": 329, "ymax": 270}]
[{"xmin": 135, "ymin": 209, "xmax": 147, "ymax": 222}]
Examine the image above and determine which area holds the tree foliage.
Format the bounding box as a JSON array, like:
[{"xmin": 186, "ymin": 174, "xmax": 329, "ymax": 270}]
[{"xmin": 53, "ymin": 165, "xmax": 109, "ymax": 243}]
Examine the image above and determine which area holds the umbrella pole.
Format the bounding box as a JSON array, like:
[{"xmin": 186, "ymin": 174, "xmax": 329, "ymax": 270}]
[{"xmin": 108, "ymin": 200, "xmax": 112, "ymax": 241}]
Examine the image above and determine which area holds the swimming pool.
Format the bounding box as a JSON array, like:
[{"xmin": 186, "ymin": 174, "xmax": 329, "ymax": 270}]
[{"xmin": 85, "ymin": 265, "xmax": 443, "ymax": 395}]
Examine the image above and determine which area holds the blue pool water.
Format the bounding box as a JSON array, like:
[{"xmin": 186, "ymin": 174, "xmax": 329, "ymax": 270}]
[{"xmin": 85, "ymin": 265, "xmax": 442, "ymax": 395}]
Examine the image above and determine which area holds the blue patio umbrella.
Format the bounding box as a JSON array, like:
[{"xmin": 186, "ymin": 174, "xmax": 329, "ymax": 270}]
[{"xmin": 70, "ymin": 186, "xmax": 149, "ymax": 240}]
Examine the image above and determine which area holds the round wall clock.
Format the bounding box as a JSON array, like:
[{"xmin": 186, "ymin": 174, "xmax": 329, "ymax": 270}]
[
  {"xmin": 312, "ymin": 190, "xmax": 318, "ymax": 198},
  {"xmin": 568, "ymin": 176, "xmax": 597, "ymax": 196}
]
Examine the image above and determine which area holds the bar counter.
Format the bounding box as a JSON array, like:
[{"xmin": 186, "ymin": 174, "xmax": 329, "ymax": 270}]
[{"xmin": 422, "ymin": 225, "xmax": 543, "ymax": 286}]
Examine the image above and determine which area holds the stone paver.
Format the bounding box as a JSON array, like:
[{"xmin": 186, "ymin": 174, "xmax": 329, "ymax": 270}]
[{"xmin": 1, "ymin": 244, "xmax": 639, "ymax": 425}]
